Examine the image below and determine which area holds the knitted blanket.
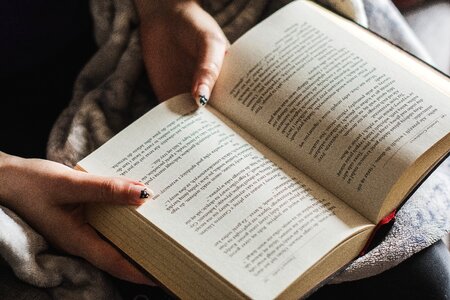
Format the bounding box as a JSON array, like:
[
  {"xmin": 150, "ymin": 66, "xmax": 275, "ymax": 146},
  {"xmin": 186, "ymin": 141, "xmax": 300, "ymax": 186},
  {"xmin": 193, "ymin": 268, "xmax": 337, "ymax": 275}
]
[{"xmin": 1, "ymin": 0, "xmax": 449, "ymax": 299}]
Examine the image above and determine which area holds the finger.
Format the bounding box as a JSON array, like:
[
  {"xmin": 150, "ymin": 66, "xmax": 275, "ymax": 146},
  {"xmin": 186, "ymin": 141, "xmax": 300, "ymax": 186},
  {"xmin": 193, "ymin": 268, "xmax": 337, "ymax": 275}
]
[
  {"xmin": 192, "ymin": 32, "xmax": 229, "ymax": 107},
  {"xmin": 67, "ymin": 172, "xmax": 154, "ymax": 205},
  {"xmin": 68, "ymin": 223, "xmax": 156, "ymax": 286}
]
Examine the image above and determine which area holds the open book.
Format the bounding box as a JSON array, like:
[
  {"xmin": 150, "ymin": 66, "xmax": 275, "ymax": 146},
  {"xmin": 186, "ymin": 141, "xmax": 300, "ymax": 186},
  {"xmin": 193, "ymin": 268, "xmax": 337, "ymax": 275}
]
[{"xmin": 76, "ymin": 1, "xmax": 450, "ymax": 299}]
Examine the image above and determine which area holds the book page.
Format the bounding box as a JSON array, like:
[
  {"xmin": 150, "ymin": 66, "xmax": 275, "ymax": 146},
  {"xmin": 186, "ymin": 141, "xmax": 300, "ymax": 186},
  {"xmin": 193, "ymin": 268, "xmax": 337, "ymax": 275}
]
[
  {"xmin": 78, "ymin": 94, "xmax": 371, "ymax": 300},
  {"xmin": 210, "ymin": 0, "xmax": 450, "ymax": 223}
]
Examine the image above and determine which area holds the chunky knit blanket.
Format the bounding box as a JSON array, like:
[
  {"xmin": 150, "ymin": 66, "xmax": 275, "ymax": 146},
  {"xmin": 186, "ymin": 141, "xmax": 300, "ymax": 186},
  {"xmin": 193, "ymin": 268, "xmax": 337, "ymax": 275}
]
[{"xmin": 0, "ymin": 0, "xmax": 449, "ymax": 299}]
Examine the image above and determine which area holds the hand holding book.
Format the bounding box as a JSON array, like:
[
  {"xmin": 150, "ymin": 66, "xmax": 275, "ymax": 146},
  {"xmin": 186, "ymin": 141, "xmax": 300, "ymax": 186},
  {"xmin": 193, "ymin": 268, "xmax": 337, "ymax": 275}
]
[
  {"xmin": 133, "ymin": 0, "xmax": 230, "ymax": 106},
  {"xmin": 0, "ymin": 151, "xmax": 154, "ymax": 286}
]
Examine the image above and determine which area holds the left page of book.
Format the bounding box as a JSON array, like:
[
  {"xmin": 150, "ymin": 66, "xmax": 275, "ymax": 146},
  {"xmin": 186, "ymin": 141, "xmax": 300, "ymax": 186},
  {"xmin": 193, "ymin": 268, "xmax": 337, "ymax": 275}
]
[{"xmin": 77, "ymin": 94, "xmax": 371, "ymax": 300}]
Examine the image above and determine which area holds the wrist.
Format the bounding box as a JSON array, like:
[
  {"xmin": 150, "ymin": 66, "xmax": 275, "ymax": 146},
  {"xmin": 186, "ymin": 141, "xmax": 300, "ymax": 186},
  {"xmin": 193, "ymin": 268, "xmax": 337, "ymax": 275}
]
[
  {"xmin": 133, "ymin": 0, "xmax": 200, "ymax": 21},
  {"xmin": 0, "ymin": 152, "xmax": 22, "ymax": 205}
]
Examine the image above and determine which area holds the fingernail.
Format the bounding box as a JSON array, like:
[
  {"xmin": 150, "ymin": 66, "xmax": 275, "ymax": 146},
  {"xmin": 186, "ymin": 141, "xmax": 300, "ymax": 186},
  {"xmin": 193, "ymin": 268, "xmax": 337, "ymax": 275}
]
[
  {"xmin": 140, "ymin": 189, "xmax": 152, "ymax": 199},
  {"xmin": 131, "ymin": 185, "xmax": 154, "ymax": 204},
  {"xmin": 196, "ymin": 83, "xmax": 210, "ymax": 106}
]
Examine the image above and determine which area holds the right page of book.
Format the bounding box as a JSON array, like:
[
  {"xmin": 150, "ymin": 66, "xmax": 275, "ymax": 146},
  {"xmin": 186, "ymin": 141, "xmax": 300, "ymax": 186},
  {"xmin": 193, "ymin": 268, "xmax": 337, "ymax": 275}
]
[{"xmin": 210, "ymin": 0, "xmax": 450, "ymax": 223}]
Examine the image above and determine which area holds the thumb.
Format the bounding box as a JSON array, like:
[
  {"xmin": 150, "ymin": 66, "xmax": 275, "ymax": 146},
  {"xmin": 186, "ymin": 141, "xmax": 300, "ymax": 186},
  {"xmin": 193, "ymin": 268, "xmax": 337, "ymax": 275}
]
[
  {"xmin": 69, "ymin": 172, "xmax": 153, "ymax": 205},
  {"xmin": 192, "ymin": 32, "xmax": 229, "ymax": 106}
]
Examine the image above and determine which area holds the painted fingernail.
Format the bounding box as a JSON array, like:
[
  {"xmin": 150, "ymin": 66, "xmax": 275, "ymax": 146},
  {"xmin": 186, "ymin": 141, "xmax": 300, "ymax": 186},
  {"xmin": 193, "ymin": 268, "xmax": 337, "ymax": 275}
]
[
  {"xmin": 199, "ymin": 95, "xmax": 208, "ymax": 106},
  {"xmin": 130, "ymin": 185, "xmax": 153, "ymax": 204},
  {"xmin": 196, "ymin": 83, "xmax": 210, "ymax": 106},
  {"xmin": 140, "ymin": 189, "xmax": 151, "ymax": 199}
]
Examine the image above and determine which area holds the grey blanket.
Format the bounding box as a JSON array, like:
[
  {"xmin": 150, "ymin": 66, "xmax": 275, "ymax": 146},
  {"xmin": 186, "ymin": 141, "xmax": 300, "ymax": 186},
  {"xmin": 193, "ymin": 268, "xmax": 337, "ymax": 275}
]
[{"xmin": 1, "ymin": 0, "xmax": 449, "ymax": 299}]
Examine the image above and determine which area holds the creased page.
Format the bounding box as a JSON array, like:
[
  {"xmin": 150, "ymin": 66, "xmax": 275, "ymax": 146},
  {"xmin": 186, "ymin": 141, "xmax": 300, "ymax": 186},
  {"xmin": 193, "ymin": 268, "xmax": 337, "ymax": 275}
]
[
  {"xmin": 210, "ymin": 0, "xmax": 450, "ymax": 223},
  {"xmin": 78, "ymin": 94, "xmax": 371, "ymax": 300}
]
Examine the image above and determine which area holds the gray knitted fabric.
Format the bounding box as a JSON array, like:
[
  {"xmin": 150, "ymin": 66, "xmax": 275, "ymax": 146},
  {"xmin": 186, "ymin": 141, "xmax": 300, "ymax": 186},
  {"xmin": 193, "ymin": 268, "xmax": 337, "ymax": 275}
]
[{"xmin": 0, "ymin": 0, "xmax": 448, "ymax": 299}]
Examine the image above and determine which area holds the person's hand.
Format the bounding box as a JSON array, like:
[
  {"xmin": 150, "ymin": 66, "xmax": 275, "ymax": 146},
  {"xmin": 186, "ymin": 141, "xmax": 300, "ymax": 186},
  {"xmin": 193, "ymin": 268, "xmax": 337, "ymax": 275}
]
[
  {"xmin": 134, "ymin": 0, "xmax": 229, "ymax": 106},
  {"xmin": 0, "ymin": 152, "xmax": 154, "ymax": 285}
]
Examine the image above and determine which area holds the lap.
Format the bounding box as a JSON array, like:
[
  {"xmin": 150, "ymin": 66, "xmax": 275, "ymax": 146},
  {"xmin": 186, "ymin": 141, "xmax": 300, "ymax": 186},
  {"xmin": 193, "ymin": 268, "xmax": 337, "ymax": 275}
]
[
  {"xmin": 307, "ymin": 239, "xmax": 450, "ymax": 300},
  {"xmin": 1, "ymin": 240, "xmax": 449, "ymax": 299},
  {"xmin": 111, "ymin": 239, "xmax": 450, "ymax": 300}
]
